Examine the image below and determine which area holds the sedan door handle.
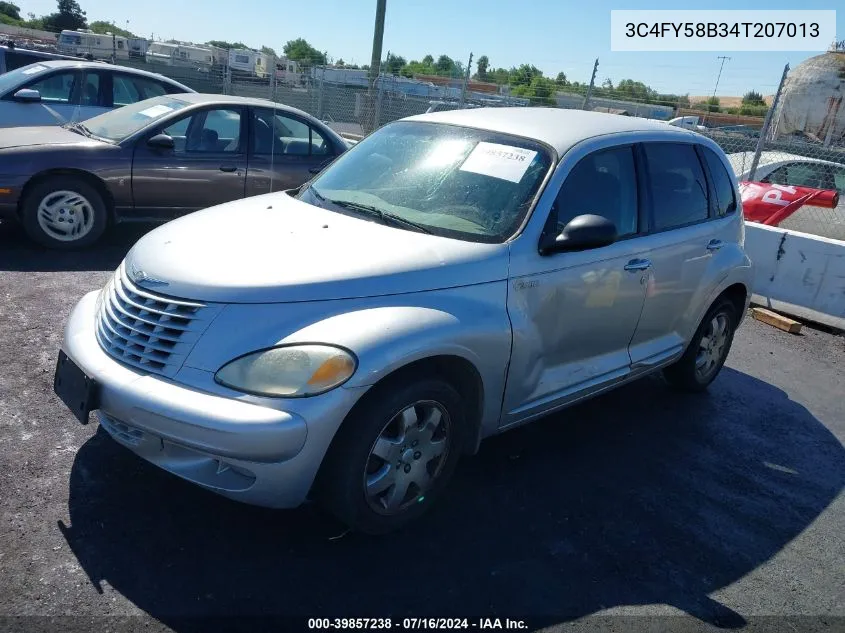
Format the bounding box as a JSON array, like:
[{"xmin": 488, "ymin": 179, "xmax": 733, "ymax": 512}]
[
  {"xmin": 624, "ymin": 258, "xmax": 652, "ymax": 272},
  {"xmin": 219, "ymin": 165, "xmax": 238, "ymax": 173},
  {"xmin": 706, "ymin": 239, "xmax": 725, "ymax": 252}
]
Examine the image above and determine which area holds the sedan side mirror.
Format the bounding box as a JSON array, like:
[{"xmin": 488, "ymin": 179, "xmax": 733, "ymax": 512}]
[
  {"xmin": 13, "ymin": 88, "xmax": 41, "ymax": 103},
  {"xmin": 541, "ymin": 214, "xmax": 617, "ymax": 254},
  {"xmin": 147, "ymin": 133, "xmax": 175, "ymax": 150}
]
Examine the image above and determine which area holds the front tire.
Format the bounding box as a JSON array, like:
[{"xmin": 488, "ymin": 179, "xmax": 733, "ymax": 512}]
[
  {"xmin": 21, "ymin": 176, "xmax": 108, "ymax": 249},
  {"xmin": 317, "ymin": 376, "xmax": 465, "ymax": 534},
  {"xmin": 663, "ymin": 298, "xmax": 738, "ymax": 392}
]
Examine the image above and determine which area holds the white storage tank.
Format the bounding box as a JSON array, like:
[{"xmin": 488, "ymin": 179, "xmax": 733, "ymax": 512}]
[{"xmin": 772, "ymin": 48, "xmax": 845, "ymax": 146}]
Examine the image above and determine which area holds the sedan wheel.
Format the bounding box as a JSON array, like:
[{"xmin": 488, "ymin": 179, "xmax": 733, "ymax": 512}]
[
  {"xmin": 364, "ymin": 400, "xmax": 450, "ymax": 515},
  {"xmin": 36, "ymin": 190, "xmax": 96, "ymax": 242},
  {"xmin": 21, "ymin": 176, "xmax": 108, "ymax": 249}
]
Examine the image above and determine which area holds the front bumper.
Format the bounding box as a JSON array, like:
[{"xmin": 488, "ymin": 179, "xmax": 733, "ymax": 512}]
[{"xmin": 61, "ymin": 291, "xmax": 365, "ymax": 508}]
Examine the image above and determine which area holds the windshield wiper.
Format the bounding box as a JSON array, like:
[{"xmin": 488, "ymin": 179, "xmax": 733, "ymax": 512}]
[
  {"xmin": 324, "ymin": 198, "xmax": 433, "ymax": 235},
  {"xmin": 63, "ymin": 122, "xmax": 91, "ymax": 137}
]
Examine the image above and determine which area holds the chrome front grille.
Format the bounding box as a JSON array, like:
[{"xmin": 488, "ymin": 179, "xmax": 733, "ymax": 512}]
[{"xmin": 95, "ymin": 263, "xmax": 217, "ymax": 377}]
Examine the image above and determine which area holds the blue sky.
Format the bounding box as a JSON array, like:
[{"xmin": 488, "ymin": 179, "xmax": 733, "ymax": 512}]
[{"xmin": 18, "ymin": 0, "xmax": 843, "ymax": 96}]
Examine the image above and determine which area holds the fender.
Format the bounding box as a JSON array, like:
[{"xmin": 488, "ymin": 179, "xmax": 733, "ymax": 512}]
[{"xmin": 183, "ymin": 282, "xmax": 513, "ymax": 438}]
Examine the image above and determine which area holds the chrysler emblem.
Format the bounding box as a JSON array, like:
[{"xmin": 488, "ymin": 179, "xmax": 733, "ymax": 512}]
[{"xmin": 130, "ymin": 264, "xmax": 168, "ymax": 288}]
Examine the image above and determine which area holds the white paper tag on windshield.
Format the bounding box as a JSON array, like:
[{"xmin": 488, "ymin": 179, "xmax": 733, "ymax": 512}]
[
  {"xmin": 21, "ymin": 65, "xmax": 47, "ymax": 75},
  {"xmin": 138, "ymin": 104, "xmax": 173, "ymax": 118},
  {"xmin": 459, "ymin": 142, "xmax": 538, "ymax": 183}
]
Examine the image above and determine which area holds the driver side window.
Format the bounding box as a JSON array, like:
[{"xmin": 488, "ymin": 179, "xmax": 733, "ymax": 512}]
[{"xmin": 552, "ymin": 146, "xmax": 638, "ymax": 237}]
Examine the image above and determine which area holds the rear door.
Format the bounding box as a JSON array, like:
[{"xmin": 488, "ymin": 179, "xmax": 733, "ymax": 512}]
[
  {"xmin": 627, "ymin": 142, "xmax": 732, "ymax": 368},
  {"xmin": 246, "ymin": 107, "xmax": 337, "ymax": 195},
  {"xmin": 131, "ymin": 106, "xmax": 247, "ymax": 218}
]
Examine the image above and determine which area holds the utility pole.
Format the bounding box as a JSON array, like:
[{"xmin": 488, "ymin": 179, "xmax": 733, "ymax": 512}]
[
  {"xmin": 748, "ymin": 63, "xmax": 789, "ymax": 181},
  {"xmin": 703, "ymin": 55, "xmax": 730, "ymax": 124},
  {"xmin": 459, "ymin": 52, "xmax": 473, "ymax": 107},
  {"xmin": 366, "ymin": 0, "xmax": 387, "ymax": 133},
  {"xmin": 582, "ymin": 58, "xmax": 599, "ymax": 110}
]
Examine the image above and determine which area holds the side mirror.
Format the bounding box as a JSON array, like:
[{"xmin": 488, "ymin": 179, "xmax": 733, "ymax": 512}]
[
  {"xmin": 13, "ymin": 88, "xmax": 41, "ymax": 103},
  {"xmin": 147, "ymin": 133, "xmax": 175, "ymax": 150},
  {"xmin": 541, "ymin": 214, "xmax": 617, "ymax": 254}
]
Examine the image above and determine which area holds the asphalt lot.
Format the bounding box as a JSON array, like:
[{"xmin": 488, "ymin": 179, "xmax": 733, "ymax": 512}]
[{"xmin": 0, "ymin": 220, "xmax": 844, "ymax": 632}]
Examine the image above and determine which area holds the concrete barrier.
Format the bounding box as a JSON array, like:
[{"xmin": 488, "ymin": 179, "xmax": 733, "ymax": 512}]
[{"xmin": 745, "ymin": 222, "xmax": 845, "ymax": 331}]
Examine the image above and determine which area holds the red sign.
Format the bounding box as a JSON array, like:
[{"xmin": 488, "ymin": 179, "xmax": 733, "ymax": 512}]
[{"xmin": 739, "ymin": 181, "xmax": 840, "ymax": 226}]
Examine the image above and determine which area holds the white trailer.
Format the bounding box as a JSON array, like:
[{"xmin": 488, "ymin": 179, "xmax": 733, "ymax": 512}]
[
  {"xmin": 128, "ymin": 38, "xmax": 150, "ymax": 59},
  {"xmin": 145, "ymin": 42, "xmax": 214, "ymax": 70},
  {"xmin": 57, "ymin": 29, "xmax": 129, "ymax": 60},
  {"xmin": 228, "ymin": 48, "xmax": 271, "ymax": 78}
]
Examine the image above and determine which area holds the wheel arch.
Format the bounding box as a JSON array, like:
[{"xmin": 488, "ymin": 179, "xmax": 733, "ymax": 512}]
[
  {"xmin": 342, "ymin": 354, "xmax": 486, "ymax": 457},
  {"xmin": 18, "ymin": 168, "xmax": 115, "ymax": 221}
]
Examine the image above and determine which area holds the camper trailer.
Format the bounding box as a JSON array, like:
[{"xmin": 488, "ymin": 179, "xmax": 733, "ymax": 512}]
[
  {"xmin": 274, "ymin": 57, "xmax": 302, "ymax": 84},
  {"xmin": 128, "ymin": 38, "xmax": 150, "ymax": 59},
  {"xmin": 57, "ymin": 29, "xmax": 129, "ymax": 60},
  {"xmin": 145, "ymin": 42, "xmax": 214, "ymax": 70},
  {"xmin": 228, "ymin": 48, "xmax": 270, "ymax": 78}
]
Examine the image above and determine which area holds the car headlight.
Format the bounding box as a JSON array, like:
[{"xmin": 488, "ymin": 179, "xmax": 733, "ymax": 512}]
[{"xmin": 214, "ymin": 344, "xmax": 357, "ymax": 397}]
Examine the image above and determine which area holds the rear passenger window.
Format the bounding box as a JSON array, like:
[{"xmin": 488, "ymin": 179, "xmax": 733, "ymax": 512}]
[
  {"xmin": 113, "ymin": 76, "xmax": 141, "ymax": 106},
  {"xmin": 554, "ymin": 146, "xmax": 638, "ymax": 237},
  {"xmin": 644, "ymin": 143, "xmax": 709, "ymax": 230},
  {"xmin": 701, "ymin": 147, "xmax": 736, "ymax": 216}
]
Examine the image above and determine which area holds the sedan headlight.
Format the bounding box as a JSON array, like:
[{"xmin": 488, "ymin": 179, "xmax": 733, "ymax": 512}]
[{"xmin": 214, "ymin": 344, "xmax": 357, "ymax": 397}]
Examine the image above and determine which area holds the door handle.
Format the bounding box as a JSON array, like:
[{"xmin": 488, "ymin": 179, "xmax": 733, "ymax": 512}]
[
  {"xmin": 706, "ymin": 239, "xmax": 725, "ymax": 252},
  {"xmin": 624, "ymin": 258, "xmax": 652, "ymax": 272},
  {"xmin": 219, "ymin": 165, "xmax": 238, "ymax": 173}
]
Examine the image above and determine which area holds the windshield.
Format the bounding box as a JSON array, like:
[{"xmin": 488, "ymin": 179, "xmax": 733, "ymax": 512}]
[
  {"xmin": 59, "ymin": 34, "xmax": 82, "ymax": 45},
  {"xmin": 0, "ymin": 63, "xmax": 51, "ymax": 97},
  {"xmin": 84, "ymin": 96, "xmax": 190, "ymax": 142},
  {"xmin": 302, "ymin": 121, "xmax": 553, "ymax": 243}
]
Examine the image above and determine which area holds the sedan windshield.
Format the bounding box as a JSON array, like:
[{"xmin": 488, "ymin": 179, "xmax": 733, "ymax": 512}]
[
  {"xmin": 84, "ymin": 96, "xmax": 191, "ymax": 142},
  {"xmin": 302, "ymin": 121, "xmax": 554, "ymax": 243}
]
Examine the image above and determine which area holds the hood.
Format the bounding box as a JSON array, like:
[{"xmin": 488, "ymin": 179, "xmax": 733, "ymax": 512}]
[
  {"xmin": 124, "ymin": 193, "xmax": 509, "ymax": 303},
  {"xmin": 0, "ymin": 126, "xmax": 103, "ymax": 150}
]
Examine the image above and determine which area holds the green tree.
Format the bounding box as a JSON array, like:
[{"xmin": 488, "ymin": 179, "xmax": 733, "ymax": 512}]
[
  {"xmin": 601, "ymin": 78, "xmax": 613, "ymax": 90},
  {"xmin": 283, "ymin": 37, "xmax": 326, "ymax": 65},
  {"xmin": 421, "ymin": 54, "xmax": 433, "ymax": 65},
  {"xmin": 474, "ymin": 54, "xmax": 489, "ymax": 81},
  {"xmin": 0, "ymin": 2, "xmax": 21, "ymax": 20},
  {"xmin": 384, "ymin": 52, "xmax": 406, "ymax": 75},
  {"xmin": 512, "ymin": 75, "xmax": 556, "ymax": 105},
  {"xmin": 434, "ymin": 54, "xmax": 456, "ymax": 75},
  {"xmin": 42, "ymin": 0, "xmax": 87, "ymax": 32},
  {"xmin": 554, "ymin": 72, "xmax": 568, "ymax": 87},
  {"xmin": 261, "ymin": 45, "xmax": 277, "ymax": 57},
  {"xmin": 206, "ymin": 40, "xmax": 248, "ymax": 50},
  {"xmin": 89, "ymin": 20, "xmax": 136, "ymax": 38},
  {"xmin": 742, "ymin": 90, "xmax": 765, "ymax": 106}
]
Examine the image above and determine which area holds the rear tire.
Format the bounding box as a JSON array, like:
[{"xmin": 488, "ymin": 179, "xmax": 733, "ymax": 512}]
[
  {"xmin": 21, "ymin": 176, "xmax": 107, "ymax": 249},
  {"xmin": 663, "ymin": 298, "xmax": 737, "ymax": 392},
  {"xmin": 316, "ymin": 376, "xmax": 465, "ymax": 534}
]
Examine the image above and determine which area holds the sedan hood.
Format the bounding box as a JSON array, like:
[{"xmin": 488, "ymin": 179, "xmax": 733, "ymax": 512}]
[
  {"xmin": 0, "ymin": 126, "xmax": 101, "ymax": 150},
  {"xmin": 124, "ymin": 193, "xmax": 509, "ymax": 303}
]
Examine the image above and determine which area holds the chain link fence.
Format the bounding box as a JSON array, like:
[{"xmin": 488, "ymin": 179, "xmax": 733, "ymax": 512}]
[{"xmin": 3, "ymin": 26, "xmax": 842, "ymax": 242}]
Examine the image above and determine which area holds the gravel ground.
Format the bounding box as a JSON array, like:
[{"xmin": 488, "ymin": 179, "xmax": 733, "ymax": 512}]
[{"xmin": 1, "ymin": 222, "xmax": 844, "ymax": 632}]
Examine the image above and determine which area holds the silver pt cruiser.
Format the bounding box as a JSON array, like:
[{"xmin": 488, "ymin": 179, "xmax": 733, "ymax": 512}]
[{"xmin": 55, "ymin": 108, "xmax": 754, "ymax": 533}]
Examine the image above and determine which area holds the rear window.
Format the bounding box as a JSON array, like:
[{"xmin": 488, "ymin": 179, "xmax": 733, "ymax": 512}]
[
  {"xmin": 701, "ymin": 146, "xmax": 736, "ymax": 216},
  {"xmin": 644, "ymin": 143, "xmax": 710, "ymax": 231},
  {"xmin": 3, "ymin": 50, "xmax": 48, "ymax": 72}
]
